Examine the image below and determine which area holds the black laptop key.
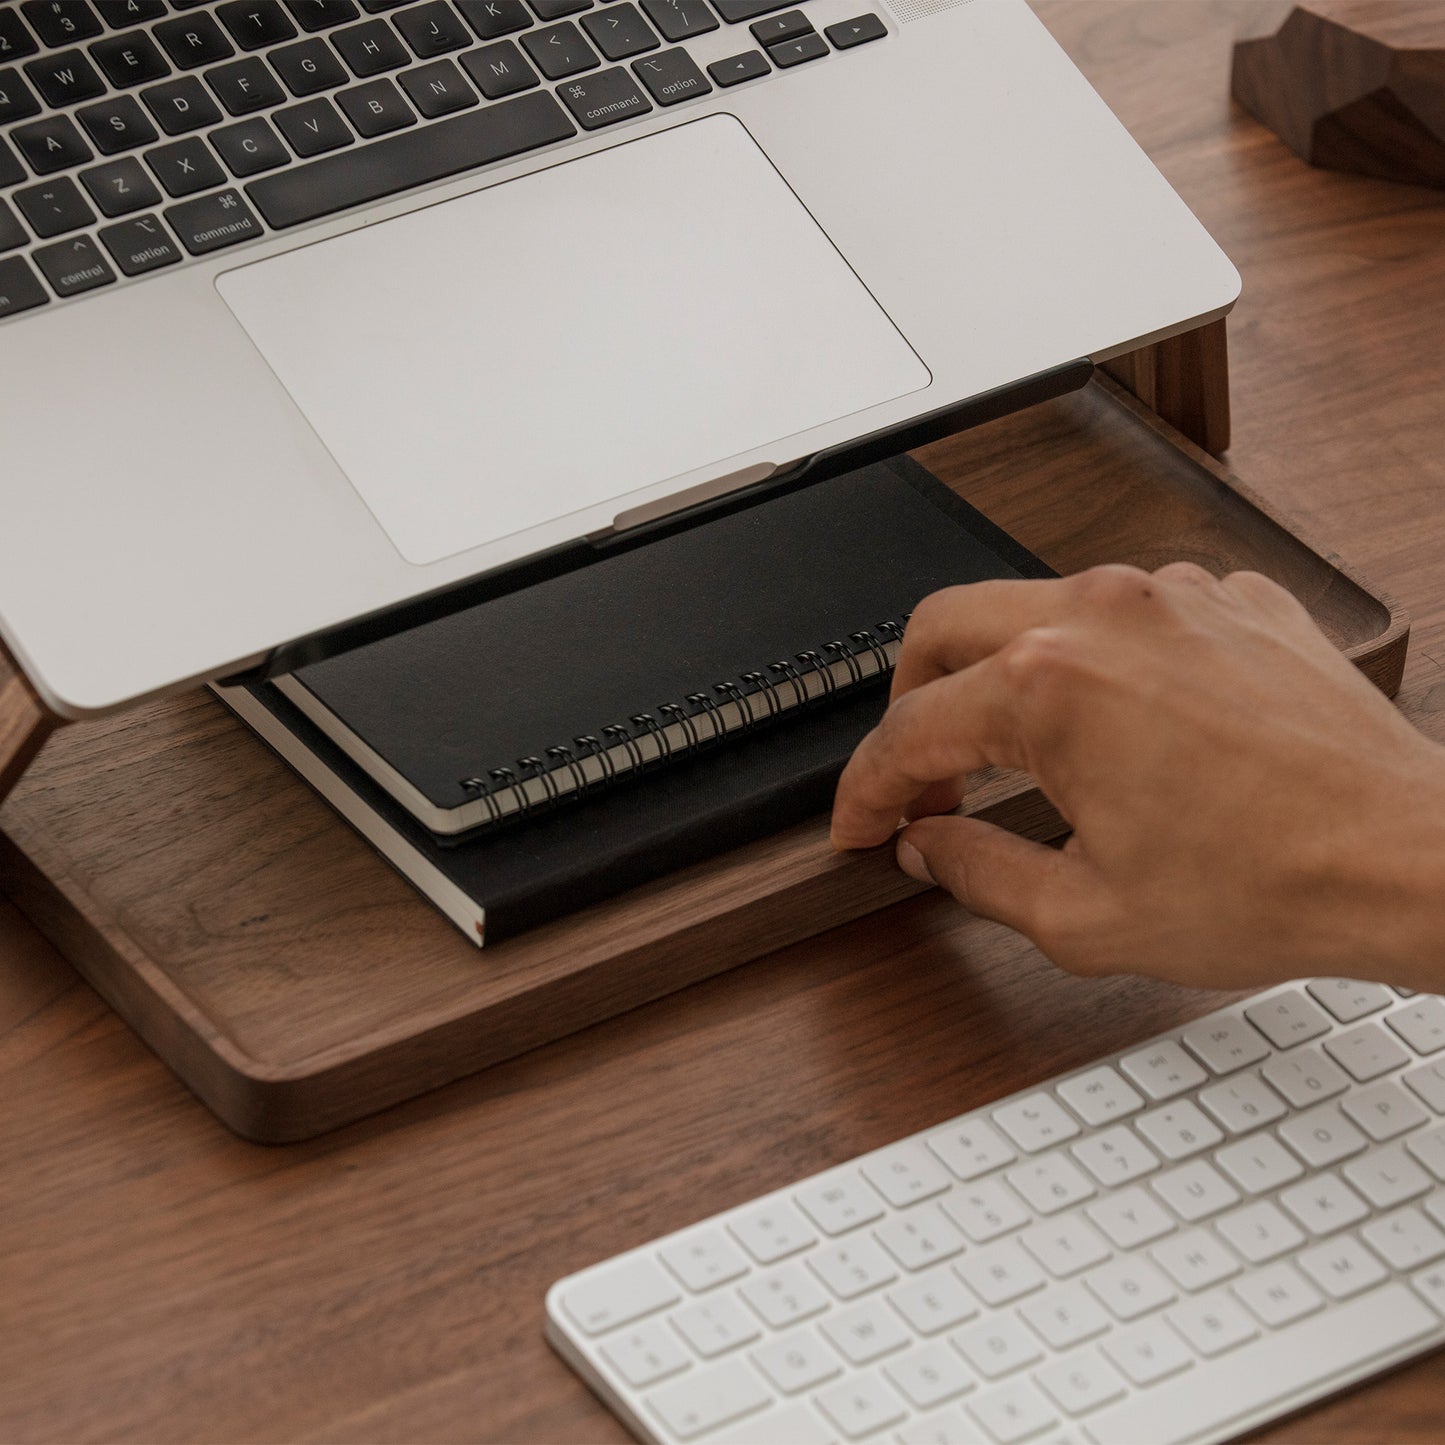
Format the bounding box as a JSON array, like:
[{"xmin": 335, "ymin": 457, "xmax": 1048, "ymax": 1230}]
[
  {"xmin": 332, "ymin": 17, "xmax": 410, "ymax": 74},
  {"xmin": 582, "ymin": 4, "xmax": 657, "ymax": 60},
  {"xmin": 520, "ymin": 21, "xmax": 598, "ymax": 78},
  {"xmin": 77, "ymin": 93, "xmax": 158, "ymax": 153},
  {"xmin": 217, "ymin": 0, "xmax": 299, "ymax": 49},
  {"xmin": 98, "ymin": 212, "xmax": 182, "ymax": 273},
  {"xmin": 0, "ymin": 11, "xmax": 40, "ymax": 62},
  {"xmin": 22, "ymin": 2, "xmax": 102, "ymax": 47},
  {"xmin": 557, "ymin": 65, "xmax": 648, "ymax": 128},
  {"xmin": 274, "ymin": 95, "xmax": 354, "ymax": 153},
  {"xmin": 358, "ymin": 0, "xmax": 411, "ymax": 8},
  {"xmin": 24, "ymin": 48, "xmax": 106, "ymax": 106},
  {"xmin": 767, "ymin": 30, "xmax": 825, "ymax": 65},
  {"xmin": 456, "ymin": 0, "xmax": 532, "ymax": 38},
  {"xmin": 11, "ymin": 116, "xmax": 94, "ymax": 176},
  {"xmin": 91, "ymin": 30, "xmax": 171, "ymax": 88},
  {"xmin": 711, "ymin": 0, "xmax": 786, "ymax": 21},
  {"xmin": 749, "ymin": 9, "xmax": 807, "ymax": 44},
  {"xmin": 247, "ymin": 88, "xmax": 575, "ymax": 227},
  {"xmin": 285, "ymin": 1, "xmax": 360, "ymax": 31},
  {"xmin": 0, "ymin": 256, "xmax": 49, "ymax": 318},
  {"xmin": 824, "ymin": 12, "xmax": 884, "ymax": 47},
  {"xmin": 211, "ymin": 116, "xmax": 290, "ymax": 175},
  {"xmin": 706, "ymin": 47, "xmax": 766, "ymax": 85},
  {"xmin": 631, "ymin": 45, "xmax": 707, "ymax": 103},
  {"xmin": 338, "ymin": 76, "xmax": 416, "ymax": 134},
  {"xmin": 529, "ymin": 0, "xmax": 592, "ymax": 18},
  {"xmin": 80, "ymin": 155, "xmax": 162, "ymax": 214},
  {"xmin": 166, "ymin": 188, "xmax": 264, "ymax": 253},
  {"xmin": 96, "ymin": 1, "xmax": 168, "ymax": 26},
  {"xmin": 0, "ymin": 139, "xmax": 24, "ymax": 190},
  {"xmin": 640, "ymin": 0, "xmax": 716, "ymax": 42},
  {"xmin": 0, "ymin": 67, "xmax": 43, "ymax": 124},
  {"xmin": 147, "ymin": 135, "xmax": 227, "ymax": 196},
  {"xmin": 154, "ymin": 13, "xmax": 236, "ymax": 68},
  {"xmin": 460, "ymin": 40, "xmax": 538, "ymax": 97},
  {"xmin": 207, "ymin": 55, "xmax": 287, "ymax": 114},
  {"xmin": 33, "ymin": 232, "xmax": 116, "ymax": 296},
  {"xmin": 270, "ymin": 36, "xmax": 348, "ymax": 93},
  {"xmin": 395, "ymin": 1, "xmax": 473, "ymax": 55},
  {"xmin": 0, "ymin": 200, "xmax": 27, "ymax": 253},
  {"xmin": 13, "ymin": 177, "xmax": 96, "ymax": 238},
  {"xmin": 143, "ymin": 75, "xmax": 224, "ymax": 133},
  {"xmin": 399, "ymin": 58, "xmax": 479, "ymax": 116}
]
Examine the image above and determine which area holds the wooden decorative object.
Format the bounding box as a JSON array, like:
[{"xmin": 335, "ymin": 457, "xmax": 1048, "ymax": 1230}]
[
  {"xmin": 0, "ymin": 376, "xmax": 1408, "ymax": 1142},
  {"xmin": 0, "ymin": 642, "xmax": 54, "ymax": 808},
  {"xmin": 1232, "ymin": 1, "xmax": 1445, "ymax": 189}
]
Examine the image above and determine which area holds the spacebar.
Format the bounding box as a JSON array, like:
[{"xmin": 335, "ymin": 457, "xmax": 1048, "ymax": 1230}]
[
  {"xmin": 246, "ymin": 92, "xmax": 577, "ymax": 230},
  {"xmin": 1083, "ymin": 1284, "xmax": 1439, "ymax": 1445}
]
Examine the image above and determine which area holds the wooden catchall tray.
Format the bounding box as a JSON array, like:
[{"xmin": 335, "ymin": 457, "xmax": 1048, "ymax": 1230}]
[{"xmin": 0, "ymin": 373, "xmax": 1408, "ymax": 1142}]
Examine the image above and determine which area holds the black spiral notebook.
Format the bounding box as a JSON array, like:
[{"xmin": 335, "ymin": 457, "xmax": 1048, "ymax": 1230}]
[{"xmin": 215, "ymin": 457, "xmax": 1050, "ymax": 945}]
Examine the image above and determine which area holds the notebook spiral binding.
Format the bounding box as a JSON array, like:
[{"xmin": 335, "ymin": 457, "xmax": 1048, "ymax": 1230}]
[{"xmin": 456, "ymin": 616, "xmax": 909, "ymax": 830}]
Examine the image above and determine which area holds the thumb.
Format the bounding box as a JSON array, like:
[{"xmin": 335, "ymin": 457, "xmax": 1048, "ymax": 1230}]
[{"xmin": 897, "ymin": 813, "xmax": 1085, "ymax": 946}]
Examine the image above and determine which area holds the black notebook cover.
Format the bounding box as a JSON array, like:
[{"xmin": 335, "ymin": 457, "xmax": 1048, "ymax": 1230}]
[{"xmin": 219, "ymin": 457, "xmax": 1051, "ymax": 945}]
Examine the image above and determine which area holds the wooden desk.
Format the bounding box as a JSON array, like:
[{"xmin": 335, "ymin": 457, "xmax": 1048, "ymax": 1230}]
[{"xmin": 3, "ymin": 2, "xmax": 1443, "ymax": 1439}]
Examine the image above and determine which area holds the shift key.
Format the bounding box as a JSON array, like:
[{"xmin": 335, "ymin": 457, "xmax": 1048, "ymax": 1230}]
[{"xmin": 167, "ymin": 189, "xmax": 264, "ymax": 255}]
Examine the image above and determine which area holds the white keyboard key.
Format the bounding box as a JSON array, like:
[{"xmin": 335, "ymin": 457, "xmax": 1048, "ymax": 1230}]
[
  {"xmin": 1034, "ymin": 1346, "xmax": 1127, "ymax": 1417},
  {"xmin": 883, "ymin": 1341, "xmax": 975, "ymax": 1409},
  {"xmin": 1342, "ymin": 1143, "xmax": 1432, "ymax": 1207},
  {"xmin": 671, "ymin": 1294, "xmax": 761, "ymax": 1359},
  {"xmin": 1019, "ymin": 1280, "xmax": 1111, "ymax": 1348},
  {"xmin": 1135, "ymin": 1101, "xmax": 1223, "ymax": 1161},
  {"xmin": 874, "ymin": 1203, "xmax": 966, "ymax": 1272},
  {"xmin": 952, "ymin": 1313, "xmax": 1045, "ymax": 1379},
  {"xmin": 711, "ymin": 1401, "xmax": 836, "ymax": 1445},
  {"xmin": 1230, "ymin": 1260, "xmax": 1323, "ymax": 1327},
  {"xmin": 993, "ymin": 1094, "xmax": 1081, "ymax": 1153},
  {"xmin": 1213, "ymin": 1132, "xmax": 1304, "ymax": 1195},
  {"xmin": 600, "ymin": 1318, "xmax": 693, "ymax": 1389},
  {"xmin": 820, "ymin": 1298, "xmax": 912, "ymax": 1365},
  {"xmin": 861, "ymin": 1142, "xmax": 953, "ymax": 1209},
  {"xmin": 740, "ymin": 1264, "xmax": 830, "ymax": 1330},
  {"xmin": 661, "ymin": 1230, "xmax": 751, "ymax": 1293},
  {"xmin": 1404, "ymin": 1059, "xmax": 1445, "ymax": 1113},
  {"xmin": 1277, "ymin": 1171, "xmax": 1370, "ymax": 1235},
  {"xmin": 1297, "ymin": 1233, "xmax": 1389, "ymax": 1299},
  {"xmin": 941, "ymin": 1179, "xmax": 1031, "ymax": 1243},
  {"xmin": 1019, "ymin": 1213, "xmax": 1110, "ymax": 1279},
  {"xmin": 1324, "ymin": 1021, "xmax": 1411, "ymax": 1082},
  {"xmin": 1086, "ymin": 1186, "xmax": 1175, "ymax": 1249},
  {"xmin": 1386, "ymin": 997, "xmax": 1445, "ymax": 1055},
  {"xmin": 813, "ymin": 1369, "xmax": 908, "ymax": 1440},
  {"xmin": 1151, "ymin": 1159, "xmax": 1240, "ymax": 1222},
  {"xmin": 796, "ymin": 1173, "xmax": 886, "ymax": 1237},
  {"xmin": 1277, "ymin": 1103, "xmax": 1368, "ymax": 1167},
  {"xmin": 927, "ymin": 1119, "xmax": 1017, "ymax": 1181},
  {"xmin": 1083, "ymin": 1255, "xmax": 1176, "ymax": 1321},
  {"xmin": 1152, "ymin": 1227, "xmax": 1243, "ymax": 1289},
  {"xmin": 1070, "ymin": 1126, "xmax": 1159, "ymax": 1187},
  {"xmin": 1244, "ymin": 989, "xmax": 1331, "ymax": 1050},
  {"xmin": 1006, "ymin": 1154, "xmax": 1095, "ymax": 1215},
  {"xmin": 1411, "ymin": 1260, "xmax": 1445, "ymax": 1317},
  {"xmin": 1081, "ymin": 1283, "xmax": 1437, "ymax": 1443},
  {"xmin": 561, "ymin": 1255, "xmax": 681, "ymax": 1336},
  {"xmin": 728, "ymin": 1201, "xmax": 817, "ymax": 1265},
  {"xmin": 1181, "ymin": 1015, "xmax": 1271, "ymax": 1075},
  {"xmin": 1407, "ymin": 1122, "xmax": 1445, "ymax": 1179},
  {"xmin": 1213, "ymin": 1201, "xmax": 1304, "ymax": 1265},
  {"xmin": 1262, "ymin": 1045, "xmax": 1350, "ymax": 1107},
  {"xmin": 1055, "ymin": 1067, "xmax": 1143, "ymax": 1127},
  {"xmin": 1166, "ymin": 1286, "xmax": 1258, "ymax": 1356},
  {"xmin": 645, "ymin": 1357, "xmax": 773, "ymax": 1440},
  {"xmin": 1307, "ymin": 978, "xmax": 1394, "ymax": 1023},
  {"xmin": 1342, "ymin": 1078, "xmax": 1430, "ymax": 1141},
  {"xmin": 1362, "ymin": 1205, "xmax": 1445, "ymax": 1270},
  {"xmin": 809, "ymin": 1237, "xmax": 898, "ymax": 1300},
  {"xmin": 1426, "ymin": 1190, "xmax": 1445, "ymax": 1232},
  {"xmin": 1102, "ymin": 1321, "xmax": 1193, "ymax": 1386},
  {"xmin": 956, "ymin": 1239, "xmax": 1046, "ymax": 1307},
  {"xmin": 897, "ymin": 1405, "xmax": 978, "ymax": 1445},
  {"xmin": 968, "ymin": 1379, "xmax": 1058, "ymax": 1444},
  {"xmin": 1196, "ymin": 1073, "xmax": 1286, "ymax": 1134},
  {"xmin": 751, "ymin": 1328, "xmax": 842, "ymax": 1394},
  {"xmin": 1118, "ymin": 1040, "xmax": 1207, "ymax": 1101},
  {"xmin": 888, "ymin": 1265, "xmax": 980, "ymax": 1335}
]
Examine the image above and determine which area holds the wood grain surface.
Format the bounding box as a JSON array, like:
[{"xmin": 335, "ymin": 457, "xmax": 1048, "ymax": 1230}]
[
  {"xmin": 3, "ymin": 1, "xmax": 1445, "ymax": 1440},
  {"xmin": 0, "ymin": 642, "xmax": 52, "ymax": 808}
]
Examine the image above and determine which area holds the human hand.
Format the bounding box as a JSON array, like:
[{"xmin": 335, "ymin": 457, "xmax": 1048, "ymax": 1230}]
[{"xmin": 830, "ymin": 563, "xmax": 1445, "ymax": 991}]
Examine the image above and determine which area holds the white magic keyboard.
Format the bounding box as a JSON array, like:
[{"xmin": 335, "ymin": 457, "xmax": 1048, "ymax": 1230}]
[{"xmin": 545, "ymin": 980, "xmax": 1445, "ymax": 1445}]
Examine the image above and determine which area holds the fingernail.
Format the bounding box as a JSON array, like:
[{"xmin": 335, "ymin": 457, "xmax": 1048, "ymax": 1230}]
[{"xmin": 897, "ymin": 838, "xmax": 935, "ymax": 885}]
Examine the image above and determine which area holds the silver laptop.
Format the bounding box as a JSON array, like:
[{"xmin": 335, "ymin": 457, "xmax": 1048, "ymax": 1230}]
[{"xmin": 0, "ymin": 0, "xmax": 1238, "ymax": 717}]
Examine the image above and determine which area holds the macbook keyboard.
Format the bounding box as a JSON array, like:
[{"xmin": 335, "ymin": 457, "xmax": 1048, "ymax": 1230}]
[{"xmin": 0, "ymin": 0, "xmax": 888, "ymax": 319}]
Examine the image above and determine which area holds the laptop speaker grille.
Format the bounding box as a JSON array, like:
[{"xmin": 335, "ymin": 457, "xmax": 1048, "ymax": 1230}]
[{"xmin": 889, "ymin": 0, "xmax": 974, "ymax": 23}]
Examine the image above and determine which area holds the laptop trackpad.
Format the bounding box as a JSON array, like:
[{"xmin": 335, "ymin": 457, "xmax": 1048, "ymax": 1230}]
[{"xmin": 216, "ymin": 114, "xmax": 931, "ymax": 567}]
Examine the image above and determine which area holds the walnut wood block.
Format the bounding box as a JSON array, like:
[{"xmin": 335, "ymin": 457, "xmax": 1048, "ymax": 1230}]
[
  {"xmin": 1102, "ymin": 317, "xmax": 1232, "ymax": 456},
  {"xmin": 0, "ymin": 376, "xmax": 1408, "ymax": 1143},
  {"xmin": 0, "ymin": 642, "xmax": 53, "ymax": 807},
  {"xmin": 1233, "ymin": 1, "xmax": 1445, "ymax": 187}
]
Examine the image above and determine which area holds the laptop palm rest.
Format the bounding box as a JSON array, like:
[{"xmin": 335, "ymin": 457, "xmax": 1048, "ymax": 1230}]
[{"xmin": 215, "ymin": 114, "xmax": 931, "ymax": 567}]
